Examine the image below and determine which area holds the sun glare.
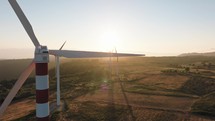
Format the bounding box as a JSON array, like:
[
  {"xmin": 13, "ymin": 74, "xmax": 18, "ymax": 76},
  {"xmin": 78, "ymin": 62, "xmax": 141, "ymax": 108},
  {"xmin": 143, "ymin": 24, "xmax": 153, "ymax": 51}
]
[{"xmin": 99, "ymin": 31, "xmax": 119, "ymax": 52}]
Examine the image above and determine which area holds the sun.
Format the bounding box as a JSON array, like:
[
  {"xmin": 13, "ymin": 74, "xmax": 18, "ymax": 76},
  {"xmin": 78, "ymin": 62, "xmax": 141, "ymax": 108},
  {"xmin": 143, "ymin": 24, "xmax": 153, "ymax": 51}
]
[{"xmin": 99, "ymin": 31, "xmax": 119, "ymax": 52}]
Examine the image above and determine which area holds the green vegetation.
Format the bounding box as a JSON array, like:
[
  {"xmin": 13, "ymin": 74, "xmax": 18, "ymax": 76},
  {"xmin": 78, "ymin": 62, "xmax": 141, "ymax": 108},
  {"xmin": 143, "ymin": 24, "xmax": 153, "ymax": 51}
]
[
  {"xmin": 192, "ymin": 92, "xmax": 215, "ymax": 116},
  {"xmin": 126, "ymin": 85, "xmax": 197, "ymax": 98},
  {"xmin": 1, "ymin": 56, "xmax": 215, "ymax": 120},
  {"xmin": 50, "ymin": 111, "xmax": 61, "ymax": 121},
  {"xmin": 12, "ymin": 110, "xmax": 35, "ymax": 121},
  {"xmin": 151, "ymin": 112, "xmax": 179, "ymax": 121},
  {"xmin": 0, "ymin": 78, "xmax": 35, "ymax": 103},
  {"xmin": 49, "ymin": 59, "xmax": 110, "ymax": 100},
  {"xmin": 180, "ymin": 76, "xmax": 215, "ymax": 96},
  {"xmin": 64, "ymin": 101, "xmax": 128, "ymax": 121},
  {"xmin": 0, "ymin": 59, "xmax": 33, "ymax": 81}
]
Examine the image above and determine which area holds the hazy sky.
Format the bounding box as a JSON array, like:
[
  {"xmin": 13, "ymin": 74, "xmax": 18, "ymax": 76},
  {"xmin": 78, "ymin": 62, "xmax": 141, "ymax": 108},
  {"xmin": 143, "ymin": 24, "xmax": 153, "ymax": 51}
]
[{"xmin": 1, "ymin": 0, "xmax": 215, "ymax": 58}]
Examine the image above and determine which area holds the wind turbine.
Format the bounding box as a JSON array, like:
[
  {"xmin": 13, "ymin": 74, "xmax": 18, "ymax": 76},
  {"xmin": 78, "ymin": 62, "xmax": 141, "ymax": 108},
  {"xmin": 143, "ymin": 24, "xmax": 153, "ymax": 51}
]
[
  {"xmin": 55, "ymin": 41, "xmax": 66, "ymax": 106},
  {"xmin": 0, "ymin": 0, "xmax": 145, "ymax": 120}
]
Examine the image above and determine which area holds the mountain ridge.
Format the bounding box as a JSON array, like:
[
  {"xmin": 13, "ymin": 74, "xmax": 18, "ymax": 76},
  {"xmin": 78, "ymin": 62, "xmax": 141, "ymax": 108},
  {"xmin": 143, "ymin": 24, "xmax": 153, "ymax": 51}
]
[{"xmin": 179, "ymin": 52, "xmax": 215, "ymax": 56}]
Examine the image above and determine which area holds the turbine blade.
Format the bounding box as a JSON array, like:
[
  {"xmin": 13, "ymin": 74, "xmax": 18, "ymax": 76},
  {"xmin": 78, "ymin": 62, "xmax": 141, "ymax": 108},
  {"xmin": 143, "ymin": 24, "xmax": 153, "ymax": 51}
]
[
  {"xmin": 0, "ymin": 61, "xmax": 35, "ymax": 117},
  {"xmin": 59, "ymin": 41, "xmax": 66, "ymax": 50},
  {"xmin": 8, "ymin": 0, "xmax": 40, "ymax": 47},
  {"xmin": 49, "ymin": 50, "xmax": 145, "ymax": 58}
]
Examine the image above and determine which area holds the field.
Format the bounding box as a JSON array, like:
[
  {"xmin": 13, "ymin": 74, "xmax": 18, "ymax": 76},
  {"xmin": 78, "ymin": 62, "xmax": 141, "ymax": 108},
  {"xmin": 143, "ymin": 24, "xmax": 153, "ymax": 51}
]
[{"xmin": 0, "ymin": 56, "xmax": 215, "ymax": 121}]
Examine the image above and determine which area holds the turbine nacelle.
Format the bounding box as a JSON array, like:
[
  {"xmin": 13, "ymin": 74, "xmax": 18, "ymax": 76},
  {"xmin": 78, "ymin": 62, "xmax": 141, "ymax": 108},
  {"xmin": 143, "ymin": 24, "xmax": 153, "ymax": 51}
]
[{"xmin": 34, "ymin": 45, "xmax": 49, "ymax": 63}]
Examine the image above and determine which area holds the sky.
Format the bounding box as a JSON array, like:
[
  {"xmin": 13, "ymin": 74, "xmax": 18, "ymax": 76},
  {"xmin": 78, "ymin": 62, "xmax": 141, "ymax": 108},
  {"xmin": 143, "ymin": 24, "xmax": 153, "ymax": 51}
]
[{"xmin": 0, "ymin": 0, "xmax": 215, "ymax": 59}]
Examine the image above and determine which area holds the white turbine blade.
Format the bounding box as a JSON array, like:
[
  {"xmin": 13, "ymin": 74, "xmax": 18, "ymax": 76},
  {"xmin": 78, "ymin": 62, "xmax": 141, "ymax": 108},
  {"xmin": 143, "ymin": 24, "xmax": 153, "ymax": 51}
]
[
  {"xmin": 0, "ymin": 61, "xmax": 35, "ymax": 117},
  {"xmin": 8, "ymin": 0, "xmax": 40, "ymax": 47},
  {"xmin": 59, "ymin": 41, "xmax": 66, "ymax": 50},
  {"xmin": 49, "ymin": 50, "xmax": 145, "ymax": 58}
]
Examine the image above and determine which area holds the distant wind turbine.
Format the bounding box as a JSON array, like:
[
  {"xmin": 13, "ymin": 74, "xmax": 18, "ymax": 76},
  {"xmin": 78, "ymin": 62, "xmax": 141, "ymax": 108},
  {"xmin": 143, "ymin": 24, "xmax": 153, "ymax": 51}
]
[
  {"xmin": 0, "ymin": 0, "xmax": 145, "ymax": 120},
  {"xmin": 55, "ymin": 41, "xmax": 66, "ymax": 106}
]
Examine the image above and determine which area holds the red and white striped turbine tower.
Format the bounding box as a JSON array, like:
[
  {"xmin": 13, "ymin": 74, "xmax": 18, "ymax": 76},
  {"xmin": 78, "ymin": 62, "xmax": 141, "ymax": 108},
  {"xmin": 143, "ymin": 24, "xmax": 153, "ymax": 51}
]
[{"xmin": 0, "ymin": 0, "xmax": 145, "ymax": 121}]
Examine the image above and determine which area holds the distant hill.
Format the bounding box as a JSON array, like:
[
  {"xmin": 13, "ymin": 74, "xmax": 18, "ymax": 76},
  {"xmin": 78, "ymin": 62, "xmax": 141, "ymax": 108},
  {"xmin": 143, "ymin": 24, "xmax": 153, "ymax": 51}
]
[
  {"xmin": 0, "ymin": 49, "xmax": 34, "ymax": 59},
  {"xmin": 179, "ymin": 52, "xmax": 215, "ymax": 57}
]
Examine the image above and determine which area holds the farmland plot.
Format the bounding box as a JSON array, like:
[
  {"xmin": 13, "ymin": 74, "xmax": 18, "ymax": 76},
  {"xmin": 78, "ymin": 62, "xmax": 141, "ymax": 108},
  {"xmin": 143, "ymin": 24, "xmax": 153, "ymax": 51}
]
[{"xmin": 0, "ymin": 57, "xmax": 215, "ymax": 120}]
